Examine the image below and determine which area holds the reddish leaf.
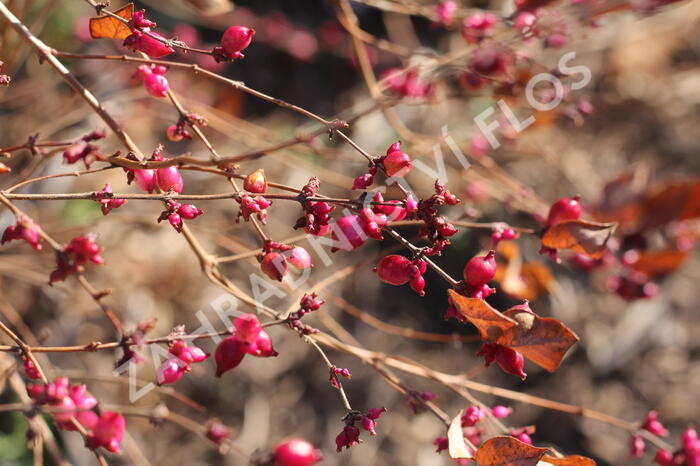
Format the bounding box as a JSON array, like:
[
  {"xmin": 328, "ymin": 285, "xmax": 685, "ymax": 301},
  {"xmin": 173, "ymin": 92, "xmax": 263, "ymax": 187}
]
[
  {"xmin": 474, "ymin": 436, "xmax": 548, "ymax": 466},
  {"xmin": 541, "ymin": 220, "xmax": 616, "ymax": 259},
  {"xmin": 627, "ymin": 249, "xmax": 689, "ymax": 278},
  {"xmin": 497, "ymin": 308, "xmax": 579, "ymax": 372},
  {"xmin": 540, "ymin": 454, "xmax": 596, "ymax": 465},
  {"xmin": 639, "ymin": 179, "xmax": 700, "ymax": 231},
  {"xmin": 89, "ymin": 3, "xmax": 133, "ymax": 40},
  {"xmin": 447, "ymin": 290, "xmax": 517, "ymax": 340}
]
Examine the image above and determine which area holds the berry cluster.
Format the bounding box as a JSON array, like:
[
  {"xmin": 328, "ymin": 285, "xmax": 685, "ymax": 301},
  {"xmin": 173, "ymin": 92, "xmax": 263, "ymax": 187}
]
[
  {"xmin": 259, "ymin": 242, "xmax": 313, "ymax": 281},
  {"xmin": 94, "ymin": 184, "xmax": 126, "ymax": 215},
  {"xmin": 1, "ymin": 215, "xmax": 41, "ymax": 250},
  {"xmin": 288, "ymin": 293, "xmax": 324, "ymax": 335},
  {"xmin": 50, "ymin": 234, "xmax": 104, "ymax": 284},
  {"xmin": 293, "ymin": 177, "xmax": 334, "ymax": 236},
  {"xmin": 410, "ymin": 180, "xmax": 461, "ymax": 256},
  {"xmin": 654, "ymin": 427, "xmax": 700, "ymax": 466},
  {"xmin": 215, "ymin": 314, "xmax": 278, "ymax": 376},
  {"xmin": 27, "ymin": 377, "xmax": 125, "ymax": 453},
  {"xmin": 352, "ymin": 141, "xmax": 413, "ymax": 189},
  {"xmin": 156, "ymin": 337, "xmax": 209, "ymax": 385},
  {"xmin": 134, "ymin": 64, "xmax": 169, "ymax": 98},
  {"xmin": 335, "ymin": 408, "xmax": 386, "ymax": 452},
  {"xmin": 62, "ymin": 129, "xmax": 106, "ymax": 167},
  {"xmin": 157, "ymin": 199, "xmax": 203, "ymax": 233}
]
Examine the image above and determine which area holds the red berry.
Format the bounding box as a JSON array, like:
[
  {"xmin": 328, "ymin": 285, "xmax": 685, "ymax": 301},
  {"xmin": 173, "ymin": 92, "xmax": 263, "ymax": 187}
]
[
  {"xmin": 273, "ymin": 438, "xmax": 321, "ymax": 466},
  {"xmin": 383, "ymin": 149, "xmax": 412, "ymax": 177},
  {"xmin": 375, "ymin": 255, "xmax": 412, "ymax": 285},
  {"xmin": 156, "ymin": 166, "xmax": 184, "ymax": 193},
  {"xmin": 233, "ymin": 314, "xmax": 262, "ymax": 343},
  {"xmin": 463, "ymin": 250, "xmax": 497, "ymax": 288},
  {"xmin": 166, "ymin": 125, "xmax": 184, "ymax": 142},
  {"xmin": 214, "ymin": 336, "xmax": 246, "ymax": 377},
  {"xmin": 546, "ymin": 196, "xmax": 582, "ymax": 226},
  {"xmin": 331, "ymin": 215, "xmax": 366, "ymax": 251},
  {"xmin": 285, "ymin": 247, "xmax": 313, "ymax": 270},
  {"xmin": 221, "ymin": 26, "xmax": 255, "ymax": 58},
  {"xmin": 261, "ymin": 252, "xmax": 288, "ymax": 281}
]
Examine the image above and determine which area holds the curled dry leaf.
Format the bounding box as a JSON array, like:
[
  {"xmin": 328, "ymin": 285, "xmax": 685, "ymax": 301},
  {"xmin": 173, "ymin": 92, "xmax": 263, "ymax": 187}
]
[
  {"xmin": 498, "ymin": 308, "xmax": 579, "ymax": 372},
  {"xmin": 541, "ymin": 220, "xmax": 616, "ymax": 259},
  {"xmin": 448, "ymin": 291, "xmax": 579, "ymax": 372},
  {"xmin": 474, "ymin": 436, "xmax": 548, "ymax": 466},
  {"xmin": 89, "ymin": 3, "xmax": 134, "ymax": 40},
  {"xmin": 447, "ymin": 289, "xmax": 517, "ymax": 341},
  {"xmin": 448, "ymin": 410, "xmax": 473, "ymax": 460},
  {"xmin": 539, "ymin": 454, "xmax": 596, "ymax": 465}
]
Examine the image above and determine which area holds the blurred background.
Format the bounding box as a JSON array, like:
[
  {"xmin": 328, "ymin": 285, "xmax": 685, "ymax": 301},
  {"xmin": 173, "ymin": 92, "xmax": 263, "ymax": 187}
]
[{"xmin": 1, "ymin": 0, "xmax": 700, "ymax": 464}]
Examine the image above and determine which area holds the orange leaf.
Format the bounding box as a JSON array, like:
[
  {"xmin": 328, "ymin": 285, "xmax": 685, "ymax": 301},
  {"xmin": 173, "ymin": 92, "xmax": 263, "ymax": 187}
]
[
  {"xmin": 639, "ymin": 179, "xmax": 700, "ymax": 231},
  {"xmin": 627, "ymin": 249, "xmax": 689, "ymax": 278},
  {"xmin": 474, "ymin": 436, "xmax": 549, "ymax": 466},
  {"xmin": 89, "ymin": 3, "xmax": 134, "ymax": 40},
  {"xmin": 540, "ymin": 454, "xmax": 597, "ymax": 465},
  {"xmin": 541, "ymin": 220, "xmax": 616, "ymax": 259},
  {"xmin": 497, "ymin": 308, "xmax": 579, "ymax": 372},
  {"xmin": 447, "ymin": 290, "xmax": 517, "ymax": 341}
]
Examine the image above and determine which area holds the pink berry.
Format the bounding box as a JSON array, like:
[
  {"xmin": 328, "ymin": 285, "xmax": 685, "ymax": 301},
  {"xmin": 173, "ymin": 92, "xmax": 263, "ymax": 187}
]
[
  {"xmin": 123, "ymin": 30, "xmax": 174, "ymax": 58},
  {"xmin": 273, "ymin": 438, "xmax": 321, "ymax": 466},
  {"xmin": 221, "ymin": 26, "xmax": 255, "ymax": 58},
  {"xmin": 87, "ymin": 411, "xmax": 125, "ymax": 454},
  {"xmin": 375, "ymin": 255, "xmax": 412, "ymax": 285},
  {"xmin": 654, "ymin": 449, "xmax": 674, "ymax": 466},
  {"xmin": 177, "ymin": 204, "xmax": 202, "ymax": 220},
  {"xmin": 206, "ymin": 422, "xmax": 231, "ymax": 447},
  {"xmin": 156, "ymin": 358, "xmax": 185, "ymax": 385},
  {"xmin": 463, "ymin": 250, "xmax": 497, "ymax": 288},
  {"xmin": 156, "ymin": 166, "xmax": 184, "ymax": 193},
  {"xmin": 435, "ymin": 1, "xmax": 458, "ymax": 27},
  {"xmin": 133, "ymin": 169, "xmax": 157, "ymax": 193},
  {"xmin": 285, "ymin": 247, "xmax": 313, "ymax": 270},
  {"xmin": 491, "ymin": 405, "xmax": 512, "ymax": 418},
  {"xmin": 214, "ymin": 336, "xmax": 246, "ymax": 377},
  {"xmin": 331, "ymin": 215, "xmax": 367, "ymax": 251},
  {"xmin": 261, "ymin": 252, "xmax": 288, "ymax": 281},
  {"xmin": 234, "ymin": 314, "xmax": 263, "ymax": 343},
  {"xmin": 461, "ymin": 406, "xmax": 484, "ymax": 427},
  {"xmin": 409, "ymin": 274, "xmax": 425, "ymax": 296},
  {"xmin": 246, "ymin": 330, "xmax": 277, "ymax": 357},
  {"xmin": 643, "ymin": 410, "xmax": 668, "ymax": 437},
  {"xmin": 546, "ymin": 196, "xmax": 582, "ymax": 226},
  {"xmin": 383, "ymin": 148, "xmax": 412, "ymax": 177},
  {"xmin": 630, "ymin": 434, "xmax": 645, "ymax": 458}
]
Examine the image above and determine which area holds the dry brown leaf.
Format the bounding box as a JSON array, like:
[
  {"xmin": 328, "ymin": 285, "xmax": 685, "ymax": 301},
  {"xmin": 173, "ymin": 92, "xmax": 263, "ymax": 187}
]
[
  {"xmin": 475, "ymin": 436, "xmax": 549, "ymax": 466},
  {"xmin": 539, "ymin": 454, "xmax": 596, "ymax": 465},
  {"xmin": 498, "ymin": 308, "xmax": 579, "ymax": 372},
  {"xmin": 447, "ymin": 290, "xmax": 517, "ymax": 341},
  {"xmin": 448, "ymin": 410, "xmax": 473, "ymax": 460},
  {"xmin": 541, "ymin": 220, "xmax": 616, "ymax": 259},
  {"xmin": 89, "ymin": 3, "xmax": 134, "ymax": 40}
]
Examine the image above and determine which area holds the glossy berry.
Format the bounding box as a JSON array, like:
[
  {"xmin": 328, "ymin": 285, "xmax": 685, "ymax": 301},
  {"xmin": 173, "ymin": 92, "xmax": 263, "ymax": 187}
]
[
  {"xmin": 156, "ymin": 166, "xmax": 184, "ymax": 193},
  {"xmin": 461, "ymin": 406, "xmax": 484, "ymax": 427},
  {"xmin": 87, "ymin": 411, "xmax": 125, "ymax": 453},
  {"xmin": 273, "ymin": 438, "xmax": 321, "ymax": 466},
  {"xmin": 630, "ymin": 434, "xmax": 645, "ymax": 458},
  {"xmin": 546, "ymin": 195, "xmax": 582, "ymax": 226},
  {"xmin": 643, "ymin": 410, "xmax": 668, "ymax": 437},
  {"xmin": 463, "ymin": 251, "xmax": 497, "ymax": 288},
  {"xmin": 156, "ymin": 358, "xmax": 185, "ymax": 385},
  {"xmin": 133, "ymin": 169, "xmax": 157, "ymax": 193},
  {"xmin": 124, "ymin": 30, "xmax": 174, "ymax": 58},
  {"xmin": 331, "ymin": 215, "xmax": 367, "ymax": 251},
  {"xmin": 477, "ymin": 342, "xmax": 527, "ymax": 380},
  {"xmin": 134, "ymin": 65, "xmax": 170, "ymax": 98},
  {"xmin": 375, "ymin": 255, "xmax": 412, "ymax": 285},
  {"xmin": 221, "ymin": 26, "xmax": 255, "ymax": 59},
  {"xmin": 383, "ymin": 144, "xmax": 412, "ymax": 177},
  {"xmin": 244, "ymin": 169, "xmax": 267, "ymax": 193},
  {"xmin": 491, "ymin": 405, "xmax": 512, "ymax": 418},
  {"xmin": 214, "ymin": 336, "xmax": 246, "ymax": 376},
  {"xmin": 261, "ymin": 252, "xmax": 288, "ymax": 281},
  {"xmin": 285, "ymin": 247, "xmax": 313, "ymax": 270}
]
